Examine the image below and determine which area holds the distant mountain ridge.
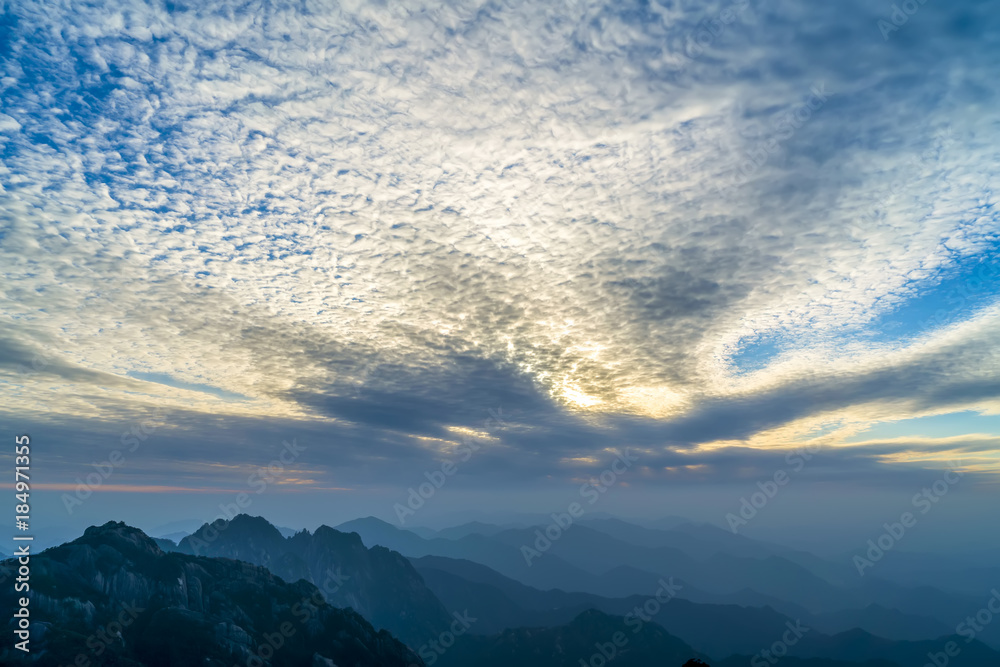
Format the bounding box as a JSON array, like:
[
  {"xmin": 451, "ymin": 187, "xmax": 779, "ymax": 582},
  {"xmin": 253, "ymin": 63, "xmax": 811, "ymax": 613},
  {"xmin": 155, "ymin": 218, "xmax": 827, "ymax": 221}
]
[
  {"xmin": 340, "ymin": 517, "xmax": 1000, "ymax": 647},
  {"xmin": 412, "ymin": 553, "xmax": 1000, "ymax": 665},
  {"xmin": 432, "ymin": 609, "xmax": 910, "ymax": 667},
  {"xmin": 7, "ymin": 514, "xmax": 1000, "ymax": 667},
  {"xmin": 341, "ymin": 515, "xmax": 1000, "ymax": 650},
  {"xmin": 435, "ymin": 608, "xmax": 708, "ymax": 667}
]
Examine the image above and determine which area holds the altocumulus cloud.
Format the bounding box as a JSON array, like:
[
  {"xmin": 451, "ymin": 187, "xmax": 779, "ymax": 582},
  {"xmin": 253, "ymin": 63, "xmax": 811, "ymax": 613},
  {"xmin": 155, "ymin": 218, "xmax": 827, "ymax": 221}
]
[{"xmin": 0, "ymin": 0, "xmax": 999, "ymax": 493}]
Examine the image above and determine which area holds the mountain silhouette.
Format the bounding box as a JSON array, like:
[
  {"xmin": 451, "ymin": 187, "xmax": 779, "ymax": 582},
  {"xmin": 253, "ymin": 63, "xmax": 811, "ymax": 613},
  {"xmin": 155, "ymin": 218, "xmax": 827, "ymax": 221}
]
[
  {"xmin": 0, "ymin": 521, "xmax": 421, "ymax": 666},
  {"xmin": 434, "ymin": 609, "xmax": 708, "ymax": 667},
  {"xmin": 410, "ymin": 553, "xmax": 1000, "ymax": 665},
  {"xmin": 177, "ymin": 514, "xmax": 453, "ymax": 647},
  {"xmin": 7, "ymin": 516, "xmax": 1000, "ymax": 667}
]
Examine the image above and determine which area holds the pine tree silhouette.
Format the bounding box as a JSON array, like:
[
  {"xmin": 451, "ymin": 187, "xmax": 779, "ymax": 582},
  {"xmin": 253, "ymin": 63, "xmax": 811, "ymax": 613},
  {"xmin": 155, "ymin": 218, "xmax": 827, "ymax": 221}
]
[{"xmin": 682, "ymin": 660, "xmax": 711, "ymax": 667}]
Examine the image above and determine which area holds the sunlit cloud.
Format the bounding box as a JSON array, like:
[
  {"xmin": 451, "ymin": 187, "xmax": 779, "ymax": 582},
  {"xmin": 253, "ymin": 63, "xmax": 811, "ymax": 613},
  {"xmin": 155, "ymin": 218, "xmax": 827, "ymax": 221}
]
[{"xmin": 0, "ymin": 0, "xmax": 998, "ymax": 496}]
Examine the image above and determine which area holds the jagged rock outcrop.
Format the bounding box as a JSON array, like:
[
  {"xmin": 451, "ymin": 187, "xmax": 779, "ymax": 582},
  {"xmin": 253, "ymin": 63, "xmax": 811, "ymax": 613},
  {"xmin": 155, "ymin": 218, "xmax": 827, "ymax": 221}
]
[
  {"xmin": 178, "ymin": 514, "xmax": 453, "ymax": 647},
  {"xmin": 0, "ymin": 521, "xmax": 422, "ymax": 667}
]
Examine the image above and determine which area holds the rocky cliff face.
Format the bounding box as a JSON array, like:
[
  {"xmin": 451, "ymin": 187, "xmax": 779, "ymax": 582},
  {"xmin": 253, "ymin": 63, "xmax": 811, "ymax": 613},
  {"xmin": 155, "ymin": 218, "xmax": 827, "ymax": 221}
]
[
  {"xmin": 178, "ymin": 514, "xmax": 454, "ymax": 647},
  {"xmin": 1, "ymin": 521, "xmax": 422, "ymax": 667}
]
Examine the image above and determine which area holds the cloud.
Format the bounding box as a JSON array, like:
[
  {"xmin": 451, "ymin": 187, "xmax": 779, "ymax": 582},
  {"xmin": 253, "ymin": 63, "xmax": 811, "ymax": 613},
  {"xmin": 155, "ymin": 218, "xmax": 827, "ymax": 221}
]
[{"xmin": 0, "ymin": 0, "xmax": 999, "ymax": 492}]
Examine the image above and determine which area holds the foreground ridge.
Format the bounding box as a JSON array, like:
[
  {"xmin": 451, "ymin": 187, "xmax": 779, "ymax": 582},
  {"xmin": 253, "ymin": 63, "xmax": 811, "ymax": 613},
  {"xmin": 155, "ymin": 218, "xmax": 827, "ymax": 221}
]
[{"xmin": 0, "ymin": 521, "xmax": 422, "ymax": 667}]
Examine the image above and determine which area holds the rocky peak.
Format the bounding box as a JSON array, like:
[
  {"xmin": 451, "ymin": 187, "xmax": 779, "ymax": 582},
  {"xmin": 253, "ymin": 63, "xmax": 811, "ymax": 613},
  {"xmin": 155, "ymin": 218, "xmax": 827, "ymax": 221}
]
[{"xmin": 80, "ymin": 520, "xmax": 163, "ymax": 558}]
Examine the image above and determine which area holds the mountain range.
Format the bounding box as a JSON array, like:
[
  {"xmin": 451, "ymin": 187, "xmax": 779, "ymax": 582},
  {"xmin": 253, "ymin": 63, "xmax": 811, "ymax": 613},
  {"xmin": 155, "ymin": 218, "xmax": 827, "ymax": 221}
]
[
  {"xmin": 173, "ymin": 514, "xmax": 452, "ymax": 647},
  {"xmin": 337, "ymin": 515, "xmax": 1000, "ymax": 648},
  {"xmin": 0, "ymin": 521, "xmax": 421, "ymax": 666},
  {"xmin": 6, "ymin": 514, "xmax": 1000, "ymax": 667}
]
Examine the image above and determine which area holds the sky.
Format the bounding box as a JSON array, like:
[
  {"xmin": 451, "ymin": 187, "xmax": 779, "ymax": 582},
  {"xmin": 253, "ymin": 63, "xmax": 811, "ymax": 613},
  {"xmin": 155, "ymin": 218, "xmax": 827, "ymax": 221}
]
[{"xmin": 0, "ymin": 0, "xmax": 998, "ymax": 550}]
